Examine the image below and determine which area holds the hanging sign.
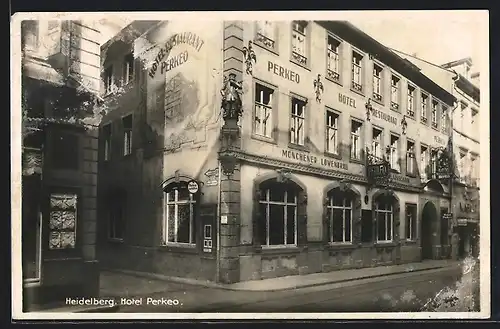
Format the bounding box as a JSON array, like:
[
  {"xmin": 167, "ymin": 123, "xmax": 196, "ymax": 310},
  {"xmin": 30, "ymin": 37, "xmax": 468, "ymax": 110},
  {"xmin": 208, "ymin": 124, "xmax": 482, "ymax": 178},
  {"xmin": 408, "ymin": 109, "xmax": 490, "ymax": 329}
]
[{"xmin": 187, "ymin": 180, "xmax": 200, "ymax": 194}]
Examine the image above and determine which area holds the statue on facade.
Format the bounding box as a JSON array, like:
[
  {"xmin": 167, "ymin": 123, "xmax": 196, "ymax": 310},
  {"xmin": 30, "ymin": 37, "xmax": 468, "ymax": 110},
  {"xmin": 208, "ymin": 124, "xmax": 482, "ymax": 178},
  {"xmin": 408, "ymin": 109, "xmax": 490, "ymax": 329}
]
[{"xmin": 220, "ymin": 73, "xmax": 243, "ymax": 121}]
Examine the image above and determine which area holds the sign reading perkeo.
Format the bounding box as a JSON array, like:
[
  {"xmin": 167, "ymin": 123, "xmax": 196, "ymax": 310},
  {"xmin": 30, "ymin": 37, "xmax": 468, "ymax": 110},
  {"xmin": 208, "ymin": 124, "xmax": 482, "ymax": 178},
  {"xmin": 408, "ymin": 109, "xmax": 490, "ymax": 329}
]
[{"xmin": 187, "ymin": 180, "xmax": 199, "ymax": 194}]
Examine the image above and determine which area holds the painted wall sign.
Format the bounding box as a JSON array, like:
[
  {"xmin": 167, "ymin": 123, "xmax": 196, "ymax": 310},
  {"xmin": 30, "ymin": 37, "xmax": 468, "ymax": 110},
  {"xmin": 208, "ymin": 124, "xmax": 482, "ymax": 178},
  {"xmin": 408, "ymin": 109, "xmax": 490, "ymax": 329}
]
[
  {"xmin": 161, "ymin": 51, "xmax": 189, "ymax": 74},
  {"xmin": 268, "ymin": 61, "xmax": 300, "ymax": 83},
  {"xmin": 371, "ymin": 108, "xmax": 398, "ymax": 125},
  {"xmin": 339, "ymin": 93, "xmax": 356, "ymax": 108},
  {"xmin": 434, "ymin": 135, "xmax": 446, "ymax": 146},
  {"xmin": 149, "ymin": 32, "xmax": 205, "ymax": 78},
  {"xmin": 390, "ymin": 174, "xmax": 411, "ymax": 184},
  {"xmin": 280, "ymin": 149, "xmax": 348, "ymax": 170}
]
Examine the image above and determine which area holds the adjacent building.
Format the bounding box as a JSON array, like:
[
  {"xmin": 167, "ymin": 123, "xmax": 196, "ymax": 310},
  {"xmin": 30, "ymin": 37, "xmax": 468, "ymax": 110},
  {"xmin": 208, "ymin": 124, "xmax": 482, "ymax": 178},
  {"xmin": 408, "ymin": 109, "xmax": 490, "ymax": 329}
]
[
  {"xmin": 21, "ymin": 20, "xmax": 102, "ymax": 308},
  {"xmin": 97, "ymin": 20, "xmax": 456, "ymax": 284}
]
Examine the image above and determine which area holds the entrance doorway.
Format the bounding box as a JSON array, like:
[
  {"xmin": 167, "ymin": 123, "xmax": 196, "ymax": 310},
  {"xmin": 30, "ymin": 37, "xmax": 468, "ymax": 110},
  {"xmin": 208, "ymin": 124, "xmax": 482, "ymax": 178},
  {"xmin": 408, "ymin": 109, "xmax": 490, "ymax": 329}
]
[{"xmin": 421, "ymin": 201, "xmax": 437, "ymax": 260}]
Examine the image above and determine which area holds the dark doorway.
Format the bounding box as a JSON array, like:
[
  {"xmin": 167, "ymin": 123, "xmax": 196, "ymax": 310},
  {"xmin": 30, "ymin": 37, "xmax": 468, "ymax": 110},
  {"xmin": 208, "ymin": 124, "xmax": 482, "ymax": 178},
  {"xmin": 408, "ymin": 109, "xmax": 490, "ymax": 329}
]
[{"xmin": 421, "ymin": 202, "xmax": 437, "ymax": 260}]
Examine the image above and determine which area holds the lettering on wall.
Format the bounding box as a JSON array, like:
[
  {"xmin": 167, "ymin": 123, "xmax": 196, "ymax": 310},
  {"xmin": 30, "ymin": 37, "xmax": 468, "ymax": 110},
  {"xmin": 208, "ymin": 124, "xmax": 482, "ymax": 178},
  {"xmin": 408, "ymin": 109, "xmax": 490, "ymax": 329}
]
[
  {"xmin": 280, "ymin": 149, "xmax": 348, "ymax": 171},
  {"xmin": 161, "ymin": 51, "xmax": 189, "ymax": 74},
  {"xmin": 339, "ymin": 93, "xmax": 356, "ymax": 108},
  {"xmin": 390, "ymin": 174, "xmax": 411, "ymax": 184},
  {"xmin": 149, "ymin": 32, "xmax": 205, "ymax": 78},
  {"xmin": 268, "ymin": 61, "xmax": 300, "ymax": 83},
  {"xmin": 371, "ymin": 108, "xmax": 398, "ymax": 125},
  {"xmin": 434, "ymin": 135, "xmax": 446, "ymax": 146}
]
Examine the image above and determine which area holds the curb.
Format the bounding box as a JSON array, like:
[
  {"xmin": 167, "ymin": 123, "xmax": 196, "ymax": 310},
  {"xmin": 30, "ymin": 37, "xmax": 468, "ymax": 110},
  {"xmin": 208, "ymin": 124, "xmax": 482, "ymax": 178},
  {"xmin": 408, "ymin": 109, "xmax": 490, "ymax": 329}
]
[{"xmin": 102, "ymin": 262, "xmax": 460, "ymax": 293}]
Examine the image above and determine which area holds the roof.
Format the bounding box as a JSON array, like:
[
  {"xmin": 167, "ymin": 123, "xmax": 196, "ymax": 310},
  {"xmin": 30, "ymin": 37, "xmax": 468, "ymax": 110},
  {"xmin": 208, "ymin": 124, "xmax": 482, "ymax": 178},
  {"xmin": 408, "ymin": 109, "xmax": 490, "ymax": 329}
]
[
  {"xmin": 441, "ymin": 57, "xmax": 473, "ymax": 69},
  {"xmin": 101, "ymin": 21, "xmax": 161, "ymax": 52},
  {"xmin": 456, "ymin": 73, "xmax": 480, "ymax": 103},
  {"xmin": 316, "ymin": 20, "xmax": 456, "ymax": 106}
]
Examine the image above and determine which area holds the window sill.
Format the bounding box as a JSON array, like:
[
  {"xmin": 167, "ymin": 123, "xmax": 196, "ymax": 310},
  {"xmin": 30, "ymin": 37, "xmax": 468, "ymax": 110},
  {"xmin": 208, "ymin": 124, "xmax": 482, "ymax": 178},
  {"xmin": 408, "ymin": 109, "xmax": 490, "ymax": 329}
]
[
  {"xmin": 325, "ymin": 74, "xmax": 342, "ymax": 87},
  {"xmin": 288, "ymin": 143, "xmax": 309, "ymax": 153},
  {"xmin": 325, "ymin": 243, "xmax": 357, "ymax": 251},
  {"xmin": 251, "ymin": 134, "xmax": 277, "ymax": 145},
  {"xmin": 289, "ymin": 58, "xmax": 311, "ymax": 71},
  {"xmin": 324, "ymin": 151, "xmax": 342, "ymax": 160},
  {"xmin": 349, "ymin": 157, "xmax": 364, "ymax": 165},
  {"xmin": 255, "ymin": 245, "xmax": 302, "ymax": 255},
  {"xmin": 253, "ymin": 39, "xmax": 279, "ymax": 57},
  {"xmin": 350, "ymin": 87, "xmax": 365, "ymax": 98},
  {"xmin": 372, "ymin": 97, "xmax": 384, "ymax": 107},
  {"xmin": 159, "ymin": 244, "xmax": 198, "ymax": 254}
]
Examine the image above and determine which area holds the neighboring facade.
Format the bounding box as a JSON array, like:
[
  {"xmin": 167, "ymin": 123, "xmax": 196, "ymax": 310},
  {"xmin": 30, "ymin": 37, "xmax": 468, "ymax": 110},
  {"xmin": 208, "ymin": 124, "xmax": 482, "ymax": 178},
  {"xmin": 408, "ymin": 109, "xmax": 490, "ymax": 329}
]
[
  {"xmin": 97, "ymin": 20, "xmax": 456, "ymax": 284},
  {"xmin": 441, "ymin": 58, "xmax": 481, "ymax": 259},
  {"xmin": 21, "ymin": 20, "xmax": 101, "ymax": 308}
]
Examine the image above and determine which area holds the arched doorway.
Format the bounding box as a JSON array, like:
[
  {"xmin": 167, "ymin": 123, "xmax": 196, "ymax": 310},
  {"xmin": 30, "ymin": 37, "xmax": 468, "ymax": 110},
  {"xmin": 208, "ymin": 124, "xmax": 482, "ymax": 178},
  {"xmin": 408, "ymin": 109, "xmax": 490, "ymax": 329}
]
[{"xmin": 421, "ymin": 201, "xmax": 438, "ymax": 259}]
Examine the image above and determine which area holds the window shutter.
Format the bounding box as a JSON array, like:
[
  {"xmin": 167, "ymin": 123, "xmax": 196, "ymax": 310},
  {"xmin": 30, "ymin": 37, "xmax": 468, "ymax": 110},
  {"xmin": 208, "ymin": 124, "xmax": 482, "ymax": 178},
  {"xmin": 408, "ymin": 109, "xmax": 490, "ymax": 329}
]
[
  {"xmin": 253, "ymin": 187, "xmax": 262, "ymax": 247},
  {"xmin": 323, "ymin": 196, "xmax": 329, "ymax": 243},
  {"xmin": 297, "ymin": 191, "xmax": 308, "ymax": 246}
]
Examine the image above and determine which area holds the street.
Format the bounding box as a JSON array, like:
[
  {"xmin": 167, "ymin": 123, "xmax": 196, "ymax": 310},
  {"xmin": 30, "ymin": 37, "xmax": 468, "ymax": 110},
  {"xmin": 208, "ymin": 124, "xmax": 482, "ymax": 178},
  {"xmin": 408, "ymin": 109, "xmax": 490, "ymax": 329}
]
[{"xmin": 114, "ymin": 264, "xmax": 479, "ymax": 313}]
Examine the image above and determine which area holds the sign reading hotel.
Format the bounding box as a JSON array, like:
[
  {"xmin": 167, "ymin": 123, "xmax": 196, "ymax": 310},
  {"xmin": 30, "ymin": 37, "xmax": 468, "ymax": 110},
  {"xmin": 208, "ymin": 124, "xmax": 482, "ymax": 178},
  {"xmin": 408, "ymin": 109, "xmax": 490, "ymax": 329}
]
[
  {"xmin": 149, "ymin": 32, "xmax": 205, "ymax": 78},
  {"xmin": 281, "ymin": 148, "xmax": 348, "ymax": 171}
]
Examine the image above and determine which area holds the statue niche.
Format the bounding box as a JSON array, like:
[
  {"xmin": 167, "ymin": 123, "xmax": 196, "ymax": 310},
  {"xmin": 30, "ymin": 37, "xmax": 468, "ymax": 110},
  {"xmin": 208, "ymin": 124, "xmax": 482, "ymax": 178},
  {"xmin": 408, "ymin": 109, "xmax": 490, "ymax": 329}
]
[{"xmin": 220, "ymin": 73, "xmax": 243, "ymax": 123}]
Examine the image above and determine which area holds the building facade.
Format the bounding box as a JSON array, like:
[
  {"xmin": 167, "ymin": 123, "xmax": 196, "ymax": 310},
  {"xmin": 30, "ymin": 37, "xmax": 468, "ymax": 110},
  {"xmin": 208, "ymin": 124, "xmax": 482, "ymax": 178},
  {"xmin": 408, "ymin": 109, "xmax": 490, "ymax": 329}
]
[
  {"xmin": 97, "ymin": 20, "xmax": 456, "ymax": 284},
  {"xmin": 441, "ymin": 58, "xmax": 481, "ymax": 259},
  {"xmin": 21, "ymin": 20, "xmax": 101, "ymax": 308}
]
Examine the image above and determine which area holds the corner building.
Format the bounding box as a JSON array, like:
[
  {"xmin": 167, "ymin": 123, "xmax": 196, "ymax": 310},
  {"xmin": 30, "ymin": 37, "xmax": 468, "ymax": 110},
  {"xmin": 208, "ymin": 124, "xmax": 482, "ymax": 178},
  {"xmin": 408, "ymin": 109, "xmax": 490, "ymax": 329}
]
[{"xmin": 97, "ymin": 20, "xmax": 456, "ymax": 284}]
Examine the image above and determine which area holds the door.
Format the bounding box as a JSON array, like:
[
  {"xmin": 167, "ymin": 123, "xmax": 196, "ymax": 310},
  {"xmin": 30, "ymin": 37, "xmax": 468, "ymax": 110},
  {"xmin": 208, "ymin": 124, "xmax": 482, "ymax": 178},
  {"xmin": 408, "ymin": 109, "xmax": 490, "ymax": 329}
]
[{"xmin": 421, "ymin": 201, "xmax": 437, "ymax": 260}]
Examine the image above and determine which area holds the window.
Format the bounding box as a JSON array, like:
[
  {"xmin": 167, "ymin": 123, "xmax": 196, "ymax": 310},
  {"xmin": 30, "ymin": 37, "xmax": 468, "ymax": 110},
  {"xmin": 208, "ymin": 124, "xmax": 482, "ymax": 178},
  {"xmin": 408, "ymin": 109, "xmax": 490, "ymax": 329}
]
[
  {"xmin": 421, "ymin": 93, "xmax": 429, "ymax": 123},
  {"xmin": 104, "ymin": 65, "xmax": 114, "ymax": 94},
  {"xmin": 291, "ymin": 21, "xmax": 308, "ymax": 66},
  {"xmin": 441, "ymin": 106, "xmax": 448, "ymax": 134},
  {"xmin": 389, "ymin": 134, "xmax": 400, "ymax": 172},
  {"xmin": 406, "ymin": 140, "xmax": 415, "ymax": 175},
  {"xmin": 255, "ymin": 21, "xmax": 275, "ymax": 49},
  {"xmin": 103, "ymin": 124, "xmax": 111, "ymax": 161},
  {"xmin": 420, "ymin": 145, "xmax": 429, "ymax": 178},
  {"xmin": 351, "ymin": 51, "xmax": 363, "ymax": 92},
  {"xmin": 350, "ymin": 120, "xmax": 362, "ymax": 160},
  {"xmin": 430, "ymin": 149, "xmax": 438, "ymax": 178},
  {"xmin": 326, "ymin": 110, "xmax": 339, "ymax": 155},
  {"xmin": 122, "ymin": 115, "xmax": 133, "ymax": 156},
  {"xmin": 258, "ymin": 183, "xmax": 298, "ymax": 246},
  {"xmin": 371, "ymin": 128, "xmax": 383, "ymax": 159},
  {"xmin": 22, "ymin": 20, "xmax": 39, "ymax": 50},
  {"xmin": 326, "ymin": 190, "xmax": 353, "ymax": 243},
  {"xmin": 254, "ymin": 83, "xmax": 274, "ymax": 138},
  {"xmin": 431, "ymin": 100, "xmax": 439, "ymax": 129},
  {"xmin": 49, "ymin": 193, "xmax": 77, "ymax": 250},
  {"xmin": 391, "ymin": 75, "xmax": 400, "ymax": 111},
  {"xmin": 405, "ymin": 204, "xmax": 417, "ymax": 241},
  {"xmin": 52, "ymin": 131, "xmax": 79, "ymax": 170},
  {"xmin": 108, "ymin": 197, "xmax": 124, "ymax": 241},
  {"xmin": 376, "ymin": 198, "xmax": 393, "ymax": 242},
  {"xmin": 123, "ymin": 53, "xmax": 134, "ymax": 85},
  {"xmin": 373, "ymin": 64, "xmax": 383, "ymax": 102},
  {"xmin": 327, "ymin": 36, "xmax": 341, "ymax": 82},
  {"xmin": 407, "ymin": 85, "xmax": 415, "ymax": 118},
  {"xmin": 459, "ymin": 152, "xmax": 466, "ymax": 180},
  {"xmin": 290, "ymin": 97, "xmax": 306, "ymax": 146},
  {"xmin": 164, "ymin": 188, "xmax": 196, "ymax": 245}
]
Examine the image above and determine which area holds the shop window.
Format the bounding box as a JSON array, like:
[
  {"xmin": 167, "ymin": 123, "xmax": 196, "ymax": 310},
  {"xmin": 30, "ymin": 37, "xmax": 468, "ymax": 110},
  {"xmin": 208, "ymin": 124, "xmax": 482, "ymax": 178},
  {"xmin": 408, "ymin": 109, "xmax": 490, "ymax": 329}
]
[
  {"xmin": 375, "ymin": 196, "xmax": 393, "ymax": 242},
  {"xmin": 258, "ymin": 182, "xmax": 298, "ymax": 246},
  {"xmin": 405, "ymin": 203, "xmax": 417, "ymax": 241},
  {"xmin": 49, "ymin": 193, "xmax": 78, "ymax": 250},
  {"xmin": 163, "ymin": 187, "xmax": 197, "ymax": 245},
  {"xmin": 326, "ymin": 189, "xmax": 353, "ymax": 243},
  {"xmin": 52, "ymin": 131, "xmax": 79, "ymax": 170},
  {"xmin": 254, "ymin": 83, "xmax": 274, "ymax": 139}
]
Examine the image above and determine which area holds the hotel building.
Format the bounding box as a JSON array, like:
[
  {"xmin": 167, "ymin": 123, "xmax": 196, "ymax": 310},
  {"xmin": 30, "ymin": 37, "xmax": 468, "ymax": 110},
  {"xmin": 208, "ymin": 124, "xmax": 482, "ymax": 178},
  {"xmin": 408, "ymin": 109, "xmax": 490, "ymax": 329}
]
[{"xmin": 97, "ymin": 20, "xmax": 456, "ymax": 284}]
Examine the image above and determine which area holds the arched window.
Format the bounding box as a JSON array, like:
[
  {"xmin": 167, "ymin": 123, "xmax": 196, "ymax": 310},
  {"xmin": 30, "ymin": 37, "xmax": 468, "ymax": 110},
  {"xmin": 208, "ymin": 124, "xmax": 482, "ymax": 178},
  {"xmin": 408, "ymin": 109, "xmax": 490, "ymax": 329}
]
[
  {"xmin": 326, "ymin": 189, "xmax": 353, "ymax": 243},
  {"xmin": 258, "ymin": 181, "xmax": 299, "ymax": 246},
  {"xmin": 163, "ymin": 186, "xmax": 196, "ymax": 245},
  {"xmin": 375, "ymin": 196, "xmax": 393, "ymax": 242}
]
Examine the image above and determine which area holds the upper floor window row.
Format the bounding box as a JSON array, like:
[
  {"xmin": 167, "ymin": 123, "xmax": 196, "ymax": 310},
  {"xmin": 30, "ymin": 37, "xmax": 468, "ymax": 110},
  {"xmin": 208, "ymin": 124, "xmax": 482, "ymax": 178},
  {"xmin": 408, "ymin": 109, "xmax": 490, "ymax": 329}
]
[{"xmin": 103, "ymin": 52, "xmax": 135, "ymax": 95}]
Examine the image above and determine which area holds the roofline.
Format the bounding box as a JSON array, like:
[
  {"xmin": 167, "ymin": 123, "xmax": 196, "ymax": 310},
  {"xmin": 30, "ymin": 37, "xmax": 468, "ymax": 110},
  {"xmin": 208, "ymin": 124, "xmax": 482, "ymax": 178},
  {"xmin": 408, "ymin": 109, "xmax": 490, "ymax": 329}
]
[
  {"xmin": 316, "ymin": 20, "xmax": 456, "ymax": 105},
  {"xmin": 440, "ymin": 57, "xmax": 473, "ymax": 69},
  {"xmin": 389, "ymin": 48, "xmax": 457, "ymax": 75},
  {"xmin": 456, "ymin": 73, "xmax": 480, "ymax": 103}
]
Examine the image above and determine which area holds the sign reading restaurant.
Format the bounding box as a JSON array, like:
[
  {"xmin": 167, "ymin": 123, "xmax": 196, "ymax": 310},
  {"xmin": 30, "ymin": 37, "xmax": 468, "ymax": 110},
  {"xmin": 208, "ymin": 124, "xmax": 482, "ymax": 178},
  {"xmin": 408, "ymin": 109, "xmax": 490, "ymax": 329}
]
[{"xmin": 149, "ymin": 32, "xmax": 205, "ymax": 78}]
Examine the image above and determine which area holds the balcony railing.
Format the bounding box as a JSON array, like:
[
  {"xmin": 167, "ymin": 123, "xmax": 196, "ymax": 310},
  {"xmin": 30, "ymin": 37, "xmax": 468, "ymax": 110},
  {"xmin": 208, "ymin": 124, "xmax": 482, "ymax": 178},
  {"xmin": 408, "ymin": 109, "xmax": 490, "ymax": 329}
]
[
  {"xmin": 352, "ymin": 81, "xmax": 363, "ymax": 93},
  {"xmin": 391, "ymin": 101, "xmax": 399, "ymax": 111},
  {"xmin": 292, "ymin": 51, "xmax": 307, "ymax": 66},
  {"xmin": 373, "ymin": 92, "xmax": 383, "ymax": 102},
  {"xmin": 255, "ymin": 32, "xmax": 275, "ymax": 49}
]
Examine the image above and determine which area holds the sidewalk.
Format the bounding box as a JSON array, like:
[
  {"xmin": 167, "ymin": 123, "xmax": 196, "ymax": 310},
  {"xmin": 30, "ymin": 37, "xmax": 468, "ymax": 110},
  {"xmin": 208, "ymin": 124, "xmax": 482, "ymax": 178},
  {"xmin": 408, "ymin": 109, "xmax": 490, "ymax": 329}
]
[{"xmin": 102, "ymin": 259, "xmax": 460, "ymax": 294}]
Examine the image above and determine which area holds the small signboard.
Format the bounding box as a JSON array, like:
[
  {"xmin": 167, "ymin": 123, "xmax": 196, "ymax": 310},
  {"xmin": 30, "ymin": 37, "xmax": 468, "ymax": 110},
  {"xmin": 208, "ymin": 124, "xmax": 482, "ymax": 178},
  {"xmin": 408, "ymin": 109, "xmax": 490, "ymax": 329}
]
[
  {"xmin": 367, "ymin": 163, "xmax": 389, "ymax": 181},
  {"xmin": 187, "ymin": 180, "xmax": 199, "ymax": 194},
  {"xmin": 203, "ymin": 224, "xmax": 212, "ymax": 253}
]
